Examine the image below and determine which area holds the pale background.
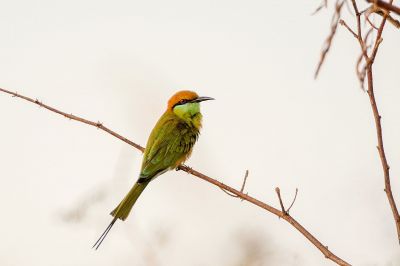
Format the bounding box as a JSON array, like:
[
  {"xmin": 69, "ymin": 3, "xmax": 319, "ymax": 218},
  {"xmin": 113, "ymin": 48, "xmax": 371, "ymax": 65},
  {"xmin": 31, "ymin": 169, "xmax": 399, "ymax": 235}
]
[{"xmin": 0, "ymin": 1, "xmax": 399, "ymax": 265}]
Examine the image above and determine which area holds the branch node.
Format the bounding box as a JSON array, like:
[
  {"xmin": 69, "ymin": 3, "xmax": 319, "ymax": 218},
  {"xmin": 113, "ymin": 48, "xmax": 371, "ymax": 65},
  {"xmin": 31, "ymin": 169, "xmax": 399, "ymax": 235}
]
[{"xmin": 220, "ymin": 170, "xmax": 249, "ymax": 199}]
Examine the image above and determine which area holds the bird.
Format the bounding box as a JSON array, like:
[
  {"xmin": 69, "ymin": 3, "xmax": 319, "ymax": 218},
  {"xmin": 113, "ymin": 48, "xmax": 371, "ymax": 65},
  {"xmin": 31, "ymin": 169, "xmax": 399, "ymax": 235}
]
[{"xmin": 93, "ymin": 90, "xmax": 214, "ymax": 249}]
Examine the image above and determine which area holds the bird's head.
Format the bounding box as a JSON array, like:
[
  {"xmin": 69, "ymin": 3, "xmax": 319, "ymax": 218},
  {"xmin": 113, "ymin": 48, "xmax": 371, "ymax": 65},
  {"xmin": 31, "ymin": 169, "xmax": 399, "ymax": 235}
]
[{"xmin": 168, "ymin": 90, "xmax": 214, "ymax": 119}]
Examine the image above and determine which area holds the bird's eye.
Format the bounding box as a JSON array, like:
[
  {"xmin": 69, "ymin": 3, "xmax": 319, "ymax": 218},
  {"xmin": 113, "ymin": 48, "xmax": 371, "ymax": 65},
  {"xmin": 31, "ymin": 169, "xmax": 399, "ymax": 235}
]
[{"xmin": 180, "ymin": 99, "xmax": 187, "ymax": 104}]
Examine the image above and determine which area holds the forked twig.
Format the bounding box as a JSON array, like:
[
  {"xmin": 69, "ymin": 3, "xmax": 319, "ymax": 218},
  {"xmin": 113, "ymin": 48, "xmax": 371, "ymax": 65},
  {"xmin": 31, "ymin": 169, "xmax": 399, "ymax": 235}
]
[{"xmin": 275, "ymin": 187, "xmax": 299, "ymax": 215}]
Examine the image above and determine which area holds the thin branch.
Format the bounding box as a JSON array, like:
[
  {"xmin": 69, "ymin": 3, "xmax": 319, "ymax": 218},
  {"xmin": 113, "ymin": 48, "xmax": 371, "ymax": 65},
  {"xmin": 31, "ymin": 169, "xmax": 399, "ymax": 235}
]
[
  {"xmin": 275, "ymin": 187, "xmax": 299, "ymax": 215},
  {"xmin": 239, "ymin": 170, "xmax": 249, "ymax": 192},
  {"xmin": 219, "ymin": 186, "xmax": 239, "ymax": 197},
  {"xmin": 0, "ymin": 87, "xmax": 351, "ymax": 266},
  {"xmin": 355, "ymin": 27, "xmax": 373, "ymax": 89},
  {"xmin": 364, "ymin": 8, "xmax": 380, "ymax": 30},
  {"xmin": 287, "ymin": 188, "xmax": 299, "ymax": 213},
  {"xmin": 356, "ymin": 52, "xmax": 367, "ymax": 90},
  {"xmin": 315, "ymin": 0, "xmax": 345, "ymax": 79},
  {"xmin": 351, "ymin": 0, "xmax": 370, "ymax": 61},
  {"xmin": 364, "ymin": 0, "xmax": 400, "ymax": 243},
  {"xmin": 366, "ymin": 0, "xmax": 400, "ymax": 16},
  {"xmin": 219, "ymin": 170, "xmax": 249, "ymax": 198},
  {"xmin": 339, "ymin": 19, "xmax": 358, "ymax": 38},
  {"xmin": 275, "ymin": 187, "xmax": 286, "ymax": 213},
  {"xmin": 179, "ymin": 165, "xmax": 350, "ymax": 265},
  {"xmin": 312, "ymin": 0, "xmax": 328, "ymax": 15},
  {"xmin": 366, "ymin": 65, "xmax": 400, "ymax": 244},
  {"xmin": 0, "ymin": 88, "xmax": 145, "ymax": 152},
  {"xmin": 320, "ymin": 0, "xmax": 400, "ymax": 244},
  {"xmin": 375, "ymin": 10, "xmax": 400, "ymax": 28}
]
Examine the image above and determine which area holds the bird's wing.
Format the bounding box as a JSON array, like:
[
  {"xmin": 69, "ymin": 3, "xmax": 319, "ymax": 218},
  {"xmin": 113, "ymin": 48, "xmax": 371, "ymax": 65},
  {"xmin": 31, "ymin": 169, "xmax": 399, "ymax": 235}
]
[{"xmin": 140, "ymin": 118, "xmax": 193, "ymax": 181}]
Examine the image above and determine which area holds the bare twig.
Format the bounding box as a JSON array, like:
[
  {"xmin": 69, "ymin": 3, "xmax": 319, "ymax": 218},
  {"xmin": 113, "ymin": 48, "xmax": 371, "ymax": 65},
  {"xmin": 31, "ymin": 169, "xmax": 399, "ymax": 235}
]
[
  {"xmin": 339, "ymin": 19, "xmax": 358, "ymax": 38},
  {"xmin": 315, "ymin": 0, "xmax": 345, "ymax": 79},
  {"xmin": 0, "ymin": 87, "xmax": 351, "ymax": 265},
  {"xmin": 364, "ymin": 8, "xmax": 380, "ymax": 30},
  {"xmin": 364, "ymin": 0, "xmax": 400, "ymax": 241},
  {"xmin": 219, "ymin": 185, "xmax": 239, "ymax": 197},
  {"xmin": 319, "ymin": 0, "xmax": 400, "ymax": 244},
  {"xmin": 287, "ymin": 188, "xmax": 299, "ymax": 213},
  {"xmin": 219, "ymin": 170, "xmax": 249, "ymax": 198},
  {"xmin": 312, "ymin": 0, "xmax": 328, "ymax": 15},
  {"xmin": 275, "ymin": 187, "xmax": 286, "ymax": 213},
  {"xmin": 0, "ymin": 88, "xmax": 145, "ymax": 152},
  {"xmin": 366, "ymin": 0, "xmax": 400, "ymax": 16},
  {"xmin": 360, "ymin": 1, "xmax": 400, "ymax": 244},
  {"xmin": 375, "ymin": 10, "xmax": 400, "ymax": 28},
  {"xmin": 275, "ymin": 187, "xmax": 299, "ymax": 215},
  {"xmin": 356, "ymin": 52, "xmax": 367, "ymax": 89},
  {"xmin": 179, "ymin": 165, "xmax": 351, "ymax": 265},
  {"xmin": 240, "ymin": 170, "xmax": 249, "ymax": 192}
]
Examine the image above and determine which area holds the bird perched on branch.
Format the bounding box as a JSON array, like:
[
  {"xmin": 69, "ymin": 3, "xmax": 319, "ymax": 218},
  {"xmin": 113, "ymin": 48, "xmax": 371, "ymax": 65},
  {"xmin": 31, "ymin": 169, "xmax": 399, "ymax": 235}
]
[{"xmin": 93, "ymin": 90, "xmax": 214, "ymax": 249}]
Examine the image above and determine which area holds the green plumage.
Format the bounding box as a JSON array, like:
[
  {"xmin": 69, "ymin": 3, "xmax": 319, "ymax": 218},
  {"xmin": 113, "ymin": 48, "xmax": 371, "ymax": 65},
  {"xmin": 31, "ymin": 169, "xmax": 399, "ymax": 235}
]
[
  {"xmin": 141, "ymin": 112, "xmax": 200, "ymax": 180},
  {"xmin": 111, "ymin": 111, "xmax": 200, "ymax": 221},
  {"xmin": 110, "ymin": 181, "xmax": 149, "ymax": 221},
  {"xmin": 93, "ymin": 91, "xmax": 213, "ymax": 250}
]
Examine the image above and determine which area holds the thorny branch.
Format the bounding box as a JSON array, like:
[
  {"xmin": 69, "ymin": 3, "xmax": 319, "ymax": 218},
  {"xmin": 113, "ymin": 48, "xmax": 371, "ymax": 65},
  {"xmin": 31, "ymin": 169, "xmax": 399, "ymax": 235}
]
[
  {"xmin": 0, "ymin": 87, "xmax": 350, "ymax": 266},
  {"xmin": 315, "ymin": 0, "xmax": 400, "ymax": 244}
]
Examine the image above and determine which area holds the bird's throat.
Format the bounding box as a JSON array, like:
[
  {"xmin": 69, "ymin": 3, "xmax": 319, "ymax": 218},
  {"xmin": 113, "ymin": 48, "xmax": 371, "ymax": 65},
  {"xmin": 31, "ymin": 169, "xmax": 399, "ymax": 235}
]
[{"xmin": 173, "ymin": 102, "xmax": 202, "ymax": 129}]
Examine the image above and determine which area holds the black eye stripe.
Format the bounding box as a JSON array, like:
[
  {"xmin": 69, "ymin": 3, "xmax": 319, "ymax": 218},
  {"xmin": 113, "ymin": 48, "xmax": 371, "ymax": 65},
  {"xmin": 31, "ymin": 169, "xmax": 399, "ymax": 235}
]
[{"xmin": 173, "ymin": 98, "xmax": 192, "ymax": 108}]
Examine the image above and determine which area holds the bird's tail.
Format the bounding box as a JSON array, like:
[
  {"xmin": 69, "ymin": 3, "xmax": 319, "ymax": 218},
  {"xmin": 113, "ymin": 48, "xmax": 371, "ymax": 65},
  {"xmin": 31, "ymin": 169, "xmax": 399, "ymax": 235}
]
[
  {"xmin": 110, "ymin": 180, "xmax": 149, "ymax": 221},
  {"xmin": 92, "ymin": 180, "xmax": 149, "ymax": 250}
]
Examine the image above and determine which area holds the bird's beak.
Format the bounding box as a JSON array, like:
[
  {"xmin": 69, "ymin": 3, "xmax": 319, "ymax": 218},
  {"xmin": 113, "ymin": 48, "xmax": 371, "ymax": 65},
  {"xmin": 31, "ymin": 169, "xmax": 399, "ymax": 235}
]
[{"xmin": 192, "ymin": 96, "xmax": 215, "ymax": 103}]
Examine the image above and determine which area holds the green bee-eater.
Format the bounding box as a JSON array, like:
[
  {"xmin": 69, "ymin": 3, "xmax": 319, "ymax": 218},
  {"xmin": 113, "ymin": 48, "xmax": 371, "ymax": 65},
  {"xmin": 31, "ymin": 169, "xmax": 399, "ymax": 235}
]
[{"xmin": 93, "ymin": 90, "xmax": 214, "ymax": 249}]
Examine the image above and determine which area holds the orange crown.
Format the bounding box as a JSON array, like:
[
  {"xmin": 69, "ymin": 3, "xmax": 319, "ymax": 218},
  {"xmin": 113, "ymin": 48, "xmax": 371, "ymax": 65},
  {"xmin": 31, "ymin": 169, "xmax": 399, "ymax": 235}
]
[{"xmin": 167, "ymin": 90, "xmax": 199, "ymax": 110}]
